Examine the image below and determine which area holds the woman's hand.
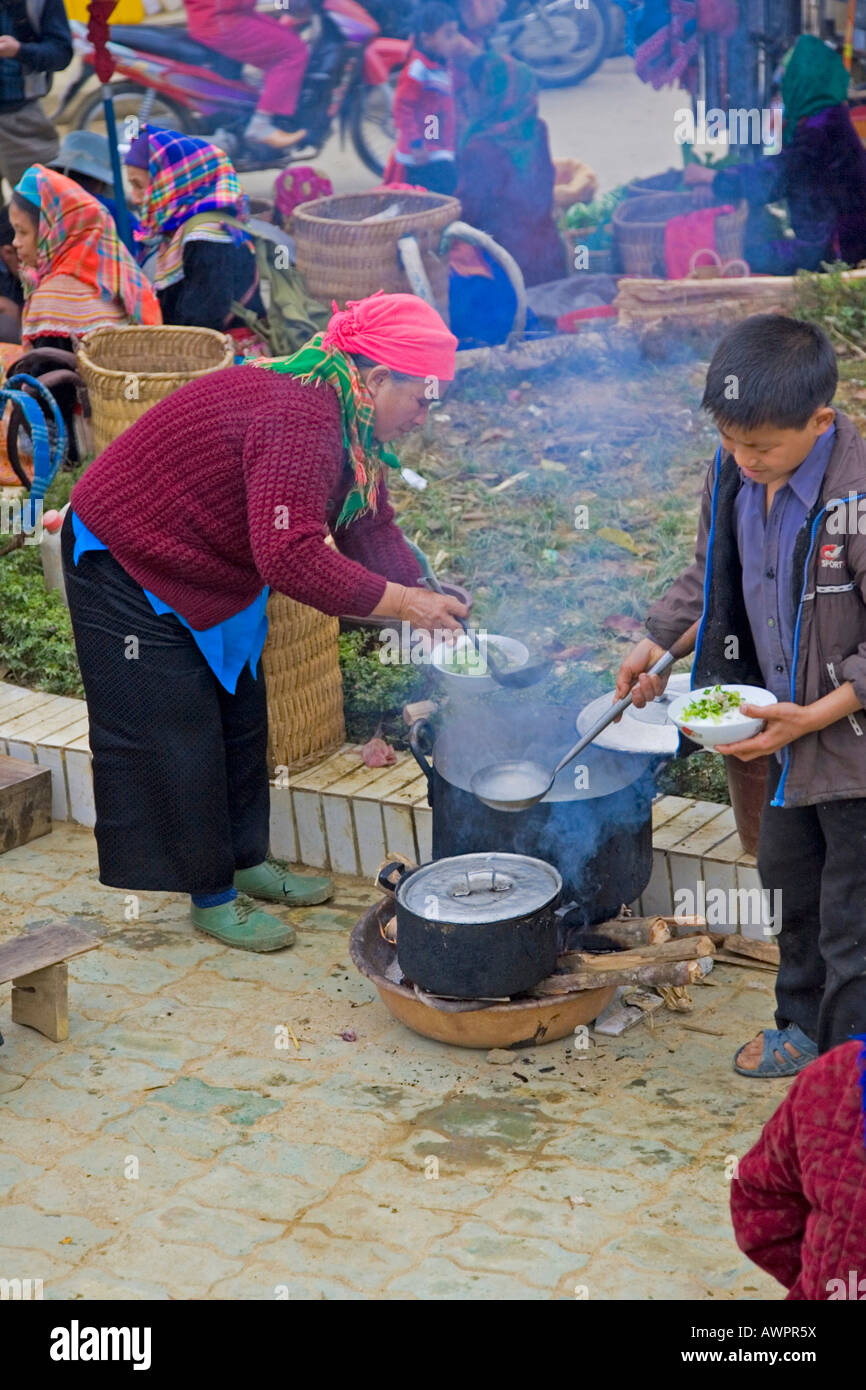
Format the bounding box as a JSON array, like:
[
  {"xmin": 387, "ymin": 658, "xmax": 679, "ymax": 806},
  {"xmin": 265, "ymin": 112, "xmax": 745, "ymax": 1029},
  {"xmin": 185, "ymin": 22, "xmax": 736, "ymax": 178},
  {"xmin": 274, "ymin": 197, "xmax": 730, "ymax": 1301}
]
[
  {"xmin": 718, "ymin": 702, "xmax": 811, "ymax": 761},
  {"xmin": 614, "ymin": 638, "xmax": 673, "ymax": 712},
  {"xmin": 399, "ymin": 586, "xmax": 469, "ymax": 634},
  {"xmin": 372, "ymin": 581, "xmax": 468, "ymax": 634}
]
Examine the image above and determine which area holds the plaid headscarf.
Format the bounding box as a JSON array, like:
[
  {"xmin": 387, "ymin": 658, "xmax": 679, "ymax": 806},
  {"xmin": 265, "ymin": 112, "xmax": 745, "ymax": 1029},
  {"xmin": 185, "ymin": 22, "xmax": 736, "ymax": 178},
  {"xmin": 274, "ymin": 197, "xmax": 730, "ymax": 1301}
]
[
  {"xmin": 14, "ymin": 164, "xmax": 160, "ymax": 324},
  {"xmin": 460, "ymin": 51, "xmax": 539, "ymax": 174},
  {"xmin": 130, "ymin": 127, "xmax": 250, "ymax": 288},
  {"xmin": 253, "ymin": 334, "xmax": 401, "ymax": 526}
]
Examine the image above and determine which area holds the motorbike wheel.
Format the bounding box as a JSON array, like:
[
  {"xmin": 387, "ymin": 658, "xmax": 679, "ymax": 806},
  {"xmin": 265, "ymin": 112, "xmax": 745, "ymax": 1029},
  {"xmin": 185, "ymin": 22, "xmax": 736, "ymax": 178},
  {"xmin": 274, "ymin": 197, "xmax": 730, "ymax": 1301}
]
[
  {"xmin": 73, "ymin": 82, "xmax": 192, "ymax": 143},
  {"xmin": 506, "ymin": 0, "xmax": 611, "ymax": 88},
  {"xmin": 349, "ymin": 78, "xmax": 397, "ymax": 178}
]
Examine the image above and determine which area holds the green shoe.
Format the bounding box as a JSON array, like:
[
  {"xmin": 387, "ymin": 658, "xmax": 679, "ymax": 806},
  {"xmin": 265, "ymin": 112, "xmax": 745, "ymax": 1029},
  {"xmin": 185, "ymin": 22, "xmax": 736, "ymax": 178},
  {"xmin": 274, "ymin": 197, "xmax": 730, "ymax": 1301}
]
[
  {"xmin": 234, "ymin": 857, "xmax": 333, "ymax": 906},
  {"xmin": 191, "ymin": 892, "xmax": 296, "ymax": 952}
]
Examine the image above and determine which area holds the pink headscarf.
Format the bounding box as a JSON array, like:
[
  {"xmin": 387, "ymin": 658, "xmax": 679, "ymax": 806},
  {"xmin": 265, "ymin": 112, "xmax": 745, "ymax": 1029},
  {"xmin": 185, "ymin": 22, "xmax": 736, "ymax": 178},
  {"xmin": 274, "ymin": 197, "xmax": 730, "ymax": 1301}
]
[{"xmin": 322, "ymin": 290, "xmax": 458, "ymax": 382}]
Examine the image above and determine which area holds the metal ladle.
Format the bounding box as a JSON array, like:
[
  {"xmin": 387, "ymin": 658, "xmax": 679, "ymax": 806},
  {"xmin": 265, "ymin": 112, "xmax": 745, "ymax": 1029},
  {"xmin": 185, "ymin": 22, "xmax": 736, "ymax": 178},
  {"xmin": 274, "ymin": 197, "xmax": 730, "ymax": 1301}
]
[
  {"xmin": 423, "ymin": 569, "xmax": 551, "ymax": 690},
  {"xmin": 470, "ymin": 623, "xmax": 700, "ymax": 812}
]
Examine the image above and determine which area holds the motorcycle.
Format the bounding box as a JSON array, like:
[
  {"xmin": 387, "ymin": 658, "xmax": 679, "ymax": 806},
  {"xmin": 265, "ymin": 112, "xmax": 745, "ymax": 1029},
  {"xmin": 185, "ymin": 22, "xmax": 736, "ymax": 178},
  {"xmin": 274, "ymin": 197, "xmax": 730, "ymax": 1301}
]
[
  {"xmin": 55, "ymin": 0, "xmax": 409, "ymax": 176},
  {"xmin": 494, "ymin": 0, "xmax": 612, "ymax": 88}
]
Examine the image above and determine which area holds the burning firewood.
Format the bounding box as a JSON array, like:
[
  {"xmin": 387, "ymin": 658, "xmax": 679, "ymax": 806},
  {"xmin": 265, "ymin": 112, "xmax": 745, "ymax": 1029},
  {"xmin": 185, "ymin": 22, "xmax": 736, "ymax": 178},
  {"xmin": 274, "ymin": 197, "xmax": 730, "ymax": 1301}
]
[
  {"xmin": 718, "ymin": 935, "xmax": 780, "ymax": 968},
  {"xmin": 533, "ymin": 935, "xmax": 714, "ymax": 998},
  {"xmin": 531, "ymin": 958, "xmax": 705, "ymax": 997},
  {"xmin": 558, "ymin": 934, "xmax": 714, "ymax": 974},
  {"xmin": 578, "ymin": 915, "xmax": 672, "ymax": 949}
]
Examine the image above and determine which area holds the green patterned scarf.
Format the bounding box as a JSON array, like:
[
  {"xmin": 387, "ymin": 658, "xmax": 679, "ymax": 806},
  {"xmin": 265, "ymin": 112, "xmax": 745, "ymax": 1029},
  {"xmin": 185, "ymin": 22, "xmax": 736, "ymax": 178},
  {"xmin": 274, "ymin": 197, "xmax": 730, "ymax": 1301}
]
[{"xmin": 253, "ymin": 334, "xmax": 400, "ymax": 525}]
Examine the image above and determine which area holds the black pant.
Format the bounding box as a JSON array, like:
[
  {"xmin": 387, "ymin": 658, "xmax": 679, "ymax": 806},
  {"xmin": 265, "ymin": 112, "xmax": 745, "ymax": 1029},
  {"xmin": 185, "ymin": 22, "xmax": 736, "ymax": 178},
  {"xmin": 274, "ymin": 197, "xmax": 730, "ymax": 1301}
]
[
  {"xmin": 758, "ymin": 759, "xmax": 866, "ymax": 1052},
  {"xmin": 402, "ymin": 160, "xmax": 458, "ymax": 196},
  {"xmin": 61, "ymin": 511, "xmax": 270, "ymax": 893}
]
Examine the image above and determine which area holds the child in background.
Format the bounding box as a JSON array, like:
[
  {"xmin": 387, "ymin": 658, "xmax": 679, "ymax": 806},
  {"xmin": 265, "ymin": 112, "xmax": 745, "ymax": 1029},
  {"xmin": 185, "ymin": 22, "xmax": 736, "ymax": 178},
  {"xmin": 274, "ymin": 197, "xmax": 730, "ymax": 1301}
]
[
  {"xmin": 388, "ymin": 3, "xmax": 462, "ymax": 196},
  {"xmin": 730, "ymin": 1039, "xmax": 866, "ymax": 1299},
  {"xmin": 615, "ymin": 315, "xmax": 866, "ymax": 1076}
]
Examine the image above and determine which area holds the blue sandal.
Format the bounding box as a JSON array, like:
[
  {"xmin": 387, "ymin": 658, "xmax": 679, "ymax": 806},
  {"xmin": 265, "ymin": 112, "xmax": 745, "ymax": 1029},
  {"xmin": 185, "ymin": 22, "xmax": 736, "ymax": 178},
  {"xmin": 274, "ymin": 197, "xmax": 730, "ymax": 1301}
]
[{"xmin": 733, "ymin": 1024, "xmax": 818, "ymax": 1078}]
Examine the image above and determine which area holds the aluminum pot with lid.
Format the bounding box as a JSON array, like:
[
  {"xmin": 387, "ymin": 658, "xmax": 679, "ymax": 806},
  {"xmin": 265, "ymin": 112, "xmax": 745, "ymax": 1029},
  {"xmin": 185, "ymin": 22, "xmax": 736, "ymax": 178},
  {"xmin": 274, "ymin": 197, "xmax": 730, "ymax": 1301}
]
[{"xmin": 381, "ymin": 852, "xmax": 562, "ymax": 1000}]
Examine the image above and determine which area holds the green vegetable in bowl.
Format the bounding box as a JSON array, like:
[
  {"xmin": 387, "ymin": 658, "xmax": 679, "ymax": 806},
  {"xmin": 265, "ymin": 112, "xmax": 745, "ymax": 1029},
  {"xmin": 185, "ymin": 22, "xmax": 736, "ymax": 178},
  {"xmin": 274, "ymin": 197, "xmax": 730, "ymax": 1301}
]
[
  {"xmin": 448, "ymin": 651, "xmax": 487, "ymax": 676},
  {"xmin": 681, "ymin": 685, "xmax": 746, "ymax": 723}
]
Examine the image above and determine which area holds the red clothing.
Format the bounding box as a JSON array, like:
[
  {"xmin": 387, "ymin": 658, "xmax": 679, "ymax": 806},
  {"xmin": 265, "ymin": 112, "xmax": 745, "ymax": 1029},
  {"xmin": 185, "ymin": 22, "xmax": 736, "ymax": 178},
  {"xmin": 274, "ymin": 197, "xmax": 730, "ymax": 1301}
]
[
  {"xmin": 393, "ymin": 46, "xmax": 456, "ymax": 166},
  {"xmin": 185, "ymin": 0, "xmax": 257, "ymax": 18},
  {"xmin": 730, "ymin": 1040, "xmax": 866, "ymax": 1300},
  {"xmin": 70, "ymin": 367, "xmax": 422, "ymax": 629},
  {"xmin": 186, "ymin": 0, "xmax": 308, "ymax": 116}
]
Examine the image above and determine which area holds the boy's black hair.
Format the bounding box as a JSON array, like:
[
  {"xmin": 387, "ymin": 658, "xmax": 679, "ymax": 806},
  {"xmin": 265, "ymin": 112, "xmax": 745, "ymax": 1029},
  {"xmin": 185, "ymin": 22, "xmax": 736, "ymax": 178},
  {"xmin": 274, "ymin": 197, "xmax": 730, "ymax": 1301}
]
[
  {"xmin": 0, "ymin": 205, "xmax": 14, "ymax": 246},
  {"xmin": 702, "ymin": 314, "xmax": 837, "ymax": 430},
  {"xmin": 414, "ymin": 2, "xmax": 457, "ymax": 35}
]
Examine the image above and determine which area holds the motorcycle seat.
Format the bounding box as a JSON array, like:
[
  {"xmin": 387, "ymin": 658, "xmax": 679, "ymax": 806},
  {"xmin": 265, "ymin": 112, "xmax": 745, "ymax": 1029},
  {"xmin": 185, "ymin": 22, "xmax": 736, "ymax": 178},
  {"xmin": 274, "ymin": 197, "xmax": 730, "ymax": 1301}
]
[{"xmin": 109, "ymin": 25, "xmax": 246, "ymax": 82}]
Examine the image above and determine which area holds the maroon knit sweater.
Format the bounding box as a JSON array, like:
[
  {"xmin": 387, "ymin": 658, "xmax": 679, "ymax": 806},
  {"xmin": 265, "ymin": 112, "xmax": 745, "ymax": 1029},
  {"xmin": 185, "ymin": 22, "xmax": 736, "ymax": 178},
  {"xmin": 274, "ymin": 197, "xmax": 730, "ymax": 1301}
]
[{"xmin": 70, "ymin": 367, "xmax": 423, "ymax": 628}]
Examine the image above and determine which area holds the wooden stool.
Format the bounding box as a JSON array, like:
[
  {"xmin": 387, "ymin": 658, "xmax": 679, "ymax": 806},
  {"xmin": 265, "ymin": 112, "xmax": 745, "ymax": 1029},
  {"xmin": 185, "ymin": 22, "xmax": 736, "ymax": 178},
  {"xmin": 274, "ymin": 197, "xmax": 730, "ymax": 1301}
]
[
  {"xmin": 0, "ymin": 923, "xmax": 100, "ymax": 1042},
  {"xmin": 0, "ymin": 753, "xmax": 52, "ymax": 854}
]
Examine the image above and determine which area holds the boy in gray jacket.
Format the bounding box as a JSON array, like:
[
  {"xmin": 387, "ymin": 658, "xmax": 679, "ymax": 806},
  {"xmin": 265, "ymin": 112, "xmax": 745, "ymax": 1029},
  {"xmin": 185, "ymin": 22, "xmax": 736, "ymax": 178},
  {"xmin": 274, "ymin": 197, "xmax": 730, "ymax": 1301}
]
[{"xmin": 616, "ymin": 314, "xmax": 866, "ymax": 1077}]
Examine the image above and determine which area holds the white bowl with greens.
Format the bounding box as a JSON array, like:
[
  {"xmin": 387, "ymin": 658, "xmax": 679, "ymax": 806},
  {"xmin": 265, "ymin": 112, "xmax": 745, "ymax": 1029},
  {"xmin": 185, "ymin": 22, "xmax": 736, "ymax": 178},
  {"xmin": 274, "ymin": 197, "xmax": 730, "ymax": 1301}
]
[
  {"xmin": 431, "ymin": 634, "xmax": 530, "ymax": 695},
  {"xmin": 667, "ymin": 683, "xmax": 777, "ymax": 748}
]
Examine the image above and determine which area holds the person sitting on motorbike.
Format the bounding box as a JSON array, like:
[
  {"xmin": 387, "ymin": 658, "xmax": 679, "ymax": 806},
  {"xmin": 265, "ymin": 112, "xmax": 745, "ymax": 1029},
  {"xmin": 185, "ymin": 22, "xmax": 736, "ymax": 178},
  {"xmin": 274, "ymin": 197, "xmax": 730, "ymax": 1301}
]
[
  {"xmin": 386, "ymin": 2, "xmax": 462, "ymax": 196},
  {"xmin": 184, "ymin": 0, "xmax": 312, "ymax": 151},
  {"xmin": 125, "ymin": 127, "xmax": 266, "ymax": 348}
]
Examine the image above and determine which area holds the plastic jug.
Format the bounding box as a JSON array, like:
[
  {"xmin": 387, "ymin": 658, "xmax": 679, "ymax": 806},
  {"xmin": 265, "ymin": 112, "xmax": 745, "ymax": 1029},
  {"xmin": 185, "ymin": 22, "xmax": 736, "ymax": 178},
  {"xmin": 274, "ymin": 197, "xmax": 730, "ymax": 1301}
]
[{"xmin": 41, "ymin": 504, "xmax": 69, "ymax": 604}]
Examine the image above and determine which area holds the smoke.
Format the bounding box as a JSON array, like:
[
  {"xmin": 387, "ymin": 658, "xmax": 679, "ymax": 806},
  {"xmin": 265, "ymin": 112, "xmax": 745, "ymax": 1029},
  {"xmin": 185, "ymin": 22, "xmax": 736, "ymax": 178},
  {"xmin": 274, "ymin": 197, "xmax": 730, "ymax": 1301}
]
[{"xmin": 429, "ymin": 694, "xmax": 659, "ymax": 941}]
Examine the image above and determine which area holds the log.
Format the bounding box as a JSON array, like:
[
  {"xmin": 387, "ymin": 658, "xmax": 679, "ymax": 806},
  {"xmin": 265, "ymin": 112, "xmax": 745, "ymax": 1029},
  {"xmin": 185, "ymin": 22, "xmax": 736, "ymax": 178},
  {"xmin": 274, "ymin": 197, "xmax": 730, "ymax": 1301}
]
[
  {"xmin": 714, "ymin": 949, "xmax": 777, "ymax": 973},
  {"xmin": 722, "ymin": 934, "xmax": 780, "ymax": 965},
  {"xmin": 531, "ymin": 958, "xmax": 704, "ymax": 997},
  {"xmin": 662, "ymin": 914, "xmax": 706, "ymax": 933},
  {"xmin": 578, "ymin": 915, "xmax": 671, "ymax": 948},
  {"xmin": 664, "ymin": 914, "xmax": 726, "ymax": 947},
  {"xmin": 558, "ymin": 934, "xmax": 714, "ymax": 975},
  {"xmin": 614, "ymin": 273, "xmax": 800, "ymax": 329}
]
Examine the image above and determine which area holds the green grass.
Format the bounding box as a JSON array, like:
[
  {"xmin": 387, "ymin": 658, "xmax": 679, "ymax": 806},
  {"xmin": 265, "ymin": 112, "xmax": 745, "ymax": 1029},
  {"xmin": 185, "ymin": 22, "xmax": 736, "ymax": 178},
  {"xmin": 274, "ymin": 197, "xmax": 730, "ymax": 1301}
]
[{"xmin": 0, "ymin": 463, "xmax": 87, "ymax": 696}]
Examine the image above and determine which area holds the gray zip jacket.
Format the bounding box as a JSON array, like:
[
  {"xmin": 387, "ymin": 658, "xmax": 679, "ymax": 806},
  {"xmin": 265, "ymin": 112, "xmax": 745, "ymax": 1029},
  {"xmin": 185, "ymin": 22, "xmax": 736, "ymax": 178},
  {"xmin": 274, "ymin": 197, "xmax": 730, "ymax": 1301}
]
[{"xmin": 646, "ymin": 410, "xmax": 866, "ymax": 808}]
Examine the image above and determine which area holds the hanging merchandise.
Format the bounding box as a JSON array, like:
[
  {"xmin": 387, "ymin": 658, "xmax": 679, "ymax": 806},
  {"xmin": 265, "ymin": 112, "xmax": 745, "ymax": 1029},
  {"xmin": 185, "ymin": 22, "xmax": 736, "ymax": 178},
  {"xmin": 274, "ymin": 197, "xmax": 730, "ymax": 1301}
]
[
  {"xmin": 696, "ymin": 0, "xmax": 738, "ymax": 35},
  {"xmin": 634, "ymin": 0, "xmax": 699, "ymax": 93}
]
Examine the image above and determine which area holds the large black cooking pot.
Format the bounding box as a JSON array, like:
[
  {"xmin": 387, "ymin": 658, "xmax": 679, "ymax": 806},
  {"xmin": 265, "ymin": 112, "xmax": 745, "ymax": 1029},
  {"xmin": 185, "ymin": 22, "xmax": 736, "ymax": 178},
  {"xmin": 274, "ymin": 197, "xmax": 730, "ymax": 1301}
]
[
  {"xmin": 382, "ymin": 852, "xmax": 562, "ymax": 999},
  {"xmin": 410, "ymin": 698, "xmax": 659, "ymax": 929}
]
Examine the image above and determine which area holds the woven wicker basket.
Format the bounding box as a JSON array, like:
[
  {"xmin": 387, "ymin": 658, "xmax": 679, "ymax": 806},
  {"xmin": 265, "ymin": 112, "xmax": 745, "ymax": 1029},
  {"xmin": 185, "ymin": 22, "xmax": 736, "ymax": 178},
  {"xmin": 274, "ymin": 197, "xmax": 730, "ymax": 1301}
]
[
  {"xmin": 77, "ymin": 325, "xmax": 235, "ymax": 455},
  {"xmin": 262, "ymin": 590, "xmax": 346, "ymax": 775},
  {"xmin": 292, "ymin": 190, "xmax": 461, "ymax": 321},
  {"xmin": 613, "ymin": 191, "xmax": 748, "ymax": 277}
]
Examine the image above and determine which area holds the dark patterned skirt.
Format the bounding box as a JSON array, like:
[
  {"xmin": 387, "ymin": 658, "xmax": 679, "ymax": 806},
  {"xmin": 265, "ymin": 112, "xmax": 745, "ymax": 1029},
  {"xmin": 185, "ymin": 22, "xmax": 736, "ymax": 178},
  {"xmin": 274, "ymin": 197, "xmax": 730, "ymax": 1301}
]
[{"xmin": 61, "ymin": 510, "xmax": 270, "ymax": 892}]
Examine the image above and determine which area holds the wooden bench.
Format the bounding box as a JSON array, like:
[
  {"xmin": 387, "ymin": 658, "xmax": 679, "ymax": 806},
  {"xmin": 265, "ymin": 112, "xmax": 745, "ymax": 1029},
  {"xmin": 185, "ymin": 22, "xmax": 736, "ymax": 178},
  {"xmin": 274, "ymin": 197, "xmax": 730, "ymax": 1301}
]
[{"xmin": 0, "ymin": 923, "xmax": 101, "ymax": 1042}]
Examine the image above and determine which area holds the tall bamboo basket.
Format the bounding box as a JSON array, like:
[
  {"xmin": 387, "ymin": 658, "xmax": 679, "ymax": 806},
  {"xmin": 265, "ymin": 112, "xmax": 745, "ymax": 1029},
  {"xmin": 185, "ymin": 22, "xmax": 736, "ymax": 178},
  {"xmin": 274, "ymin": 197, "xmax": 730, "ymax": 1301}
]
[
  {"xmin": 77, "ymin": 325, "xmax": 235, "ymax": 454},
  {"xmin": 262, "ymin": 589, "xmax": 346, "ymax": 774},
  {"xmin": 292, "ymin": 190, "xmax": 460, "ymax": 321}
]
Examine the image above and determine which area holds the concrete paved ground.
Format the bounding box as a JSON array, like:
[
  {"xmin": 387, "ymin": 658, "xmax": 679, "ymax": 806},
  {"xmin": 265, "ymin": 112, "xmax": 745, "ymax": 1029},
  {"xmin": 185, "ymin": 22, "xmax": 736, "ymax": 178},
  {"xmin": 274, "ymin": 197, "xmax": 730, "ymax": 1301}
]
[{"xmin": 0, "ymin": 822, "xmax": 785, "ymax": 1300}]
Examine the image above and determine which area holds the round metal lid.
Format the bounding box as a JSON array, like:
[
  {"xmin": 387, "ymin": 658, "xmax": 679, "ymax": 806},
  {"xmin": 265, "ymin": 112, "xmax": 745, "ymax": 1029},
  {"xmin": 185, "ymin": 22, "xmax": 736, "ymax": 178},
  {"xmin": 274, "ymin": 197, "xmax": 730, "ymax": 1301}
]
[
  {"xmin": 398, "ymin": 852, "xmax": 562, "ymax": 925},
  {"xmin": 575, "ymin": 673, "xmax": 691, "ymax": 755}
]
